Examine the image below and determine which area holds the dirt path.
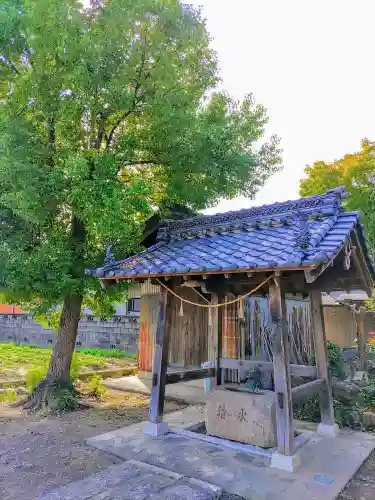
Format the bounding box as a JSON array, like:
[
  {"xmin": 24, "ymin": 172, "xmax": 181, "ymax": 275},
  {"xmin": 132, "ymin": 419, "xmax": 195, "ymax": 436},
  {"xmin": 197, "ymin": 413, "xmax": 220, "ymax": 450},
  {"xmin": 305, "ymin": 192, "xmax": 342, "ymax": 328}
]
[
  {"xmin": 0, "ymin": 391, "xmax": 184, "ymax": 500},
  {"xmin": 338, "ymin": 450, "xmax": 375, "ymax": 500}
]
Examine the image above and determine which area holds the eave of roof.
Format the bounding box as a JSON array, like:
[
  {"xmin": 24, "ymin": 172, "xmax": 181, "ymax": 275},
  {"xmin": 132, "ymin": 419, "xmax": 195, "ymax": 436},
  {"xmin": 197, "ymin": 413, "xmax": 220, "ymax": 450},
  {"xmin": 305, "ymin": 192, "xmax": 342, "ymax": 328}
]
[{"xmin": 86, "ymin": 187, "xmax": 375, "ymax": 284}]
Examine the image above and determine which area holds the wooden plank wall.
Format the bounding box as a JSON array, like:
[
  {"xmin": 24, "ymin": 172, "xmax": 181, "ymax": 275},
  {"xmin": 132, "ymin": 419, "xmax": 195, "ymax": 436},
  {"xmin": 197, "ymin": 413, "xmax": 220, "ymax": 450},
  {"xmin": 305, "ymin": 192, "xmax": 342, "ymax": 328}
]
[
  {"xmin": 221, "ymin": 299, "xmax": 240, "ymax": 382},
  {"xmin": 139, "ymin": 292, "xmax": 373, "ymax": 375},
  {"xmin": 221, "ymin": 299, "xmax": 238, "ymax": 360},
  {"xmin": 323, "ymin": 306, "xmax": 356, "ymax": 347},
  {"xmin": 286, "ymin": 298, "xmax": 313, "ymax": 364},
  {"xmin": 323, "ymin": 305, "xmax": 375, "ymax": 347},
  {"xmin": 139, "ymin": 289, "xmax": 209, "ymax": 372},
  {"xmin": 168, "ymin": 287, "xmax": 208, "ymax": 368},
  {"xmin": 138, "ymin": 294, "xmax": 160, "ymax": 373}
]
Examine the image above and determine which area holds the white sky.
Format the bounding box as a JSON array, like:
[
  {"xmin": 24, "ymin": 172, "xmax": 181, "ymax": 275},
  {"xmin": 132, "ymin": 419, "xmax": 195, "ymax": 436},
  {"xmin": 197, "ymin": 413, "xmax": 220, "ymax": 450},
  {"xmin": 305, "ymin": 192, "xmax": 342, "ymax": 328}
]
[{"xmin": 190, "ymin": 0, "xmax": 375, "ymax": 213}]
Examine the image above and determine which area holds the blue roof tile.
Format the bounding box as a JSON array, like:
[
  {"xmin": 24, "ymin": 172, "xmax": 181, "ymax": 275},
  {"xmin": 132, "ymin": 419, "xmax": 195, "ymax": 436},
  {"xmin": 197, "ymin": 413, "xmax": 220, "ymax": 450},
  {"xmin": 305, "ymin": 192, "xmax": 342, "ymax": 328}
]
[{"xmin": 86, "ymin": 187, "xmax": 374, "ymax": 280}]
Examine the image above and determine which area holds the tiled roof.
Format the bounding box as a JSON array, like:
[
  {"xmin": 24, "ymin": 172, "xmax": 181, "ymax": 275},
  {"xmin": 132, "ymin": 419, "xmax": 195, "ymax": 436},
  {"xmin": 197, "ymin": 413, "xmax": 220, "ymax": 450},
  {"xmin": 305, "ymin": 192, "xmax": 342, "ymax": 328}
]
[
  {"xmin": 87, "ymin": 187, "xmax": 374, "ymax": 279},
  {"xmin": 0, "ymin": 304, "xmax": 24, "ymax": 314}
]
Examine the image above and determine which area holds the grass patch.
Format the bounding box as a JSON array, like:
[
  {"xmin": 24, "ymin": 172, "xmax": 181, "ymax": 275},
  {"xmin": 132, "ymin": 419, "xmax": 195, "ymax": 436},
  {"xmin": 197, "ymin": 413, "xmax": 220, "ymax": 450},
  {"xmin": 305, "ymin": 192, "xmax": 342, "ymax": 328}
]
[
  {"xmin": 0, "ymin": 343, "xmax": 137, "ymax": 383},
  {"xmin": 76, "ymin": 347, "xmax": 137, "ymax": 359}
]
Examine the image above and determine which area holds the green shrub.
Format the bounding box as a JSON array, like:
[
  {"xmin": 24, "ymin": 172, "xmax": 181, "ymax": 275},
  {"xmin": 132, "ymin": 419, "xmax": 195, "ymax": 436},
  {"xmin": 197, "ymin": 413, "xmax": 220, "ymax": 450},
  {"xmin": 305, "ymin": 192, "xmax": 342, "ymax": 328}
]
[
  {"xmin": 361, "ymin": 385, "xmax": 375, "ymax": 409},
  {"xmin": 55, "ymin": 389, "xmax": 77, "ymax": 412},
  {"xmin": 293, "ymin": 394, "xmax": 321, "ymax": 422},
  {"xmin": 0, "ymin": 389, "xmax": 17, "ymax": 404},
  {"xmin": 326, "ymin": 341, "xmax": 346, "ymax": 379},
  {"xmin": 70, "ymin": 355, "xmax": 83, "ymax": 382},
  {"xmin": 87, "ymin": 374, "xmax": 107, "ymax": 400},
  {"xmin": 294, "ymin": 341, "xmax": 346, "ymax": 423},
  {"xmin": 309, "ymin": 341, "xmax": 345, "ymax": 379},
  {"xmin": 26, "ymin": 367, "xmax": 48, "ymax": 392},
  {"xmin": 333, "ymin": 400, "xmax": 363, "ymax": 428}
]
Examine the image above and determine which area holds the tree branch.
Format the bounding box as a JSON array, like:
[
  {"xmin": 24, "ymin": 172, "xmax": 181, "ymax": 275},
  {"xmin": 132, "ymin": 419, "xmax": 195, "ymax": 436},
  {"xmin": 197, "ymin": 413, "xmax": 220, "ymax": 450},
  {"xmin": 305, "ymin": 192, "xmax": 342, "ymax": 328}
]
[
  {"xmin": 105, "ymin": 43, "xmax": 149, "ymax": 150},
  {"xmin": 123, "ymin": 160, "xmax": 159, "ymax": 166},
  {"xmin": 9, "ymin": 60, "xmax": 19, "ymax": 74},
  {"xmin": 95, "ymin": 111, "xmax": 105, "ymax": 150},
  {"xmin": 1, "ymin": 57, "xmax": 19, "ymax": 75},
  {"xmin": 49, "ymin": 119, "xmax": 55, "ymax": 150},
  {"xmin": 105, "ymin": 107, "xmax": 137, "ymax": 149}
]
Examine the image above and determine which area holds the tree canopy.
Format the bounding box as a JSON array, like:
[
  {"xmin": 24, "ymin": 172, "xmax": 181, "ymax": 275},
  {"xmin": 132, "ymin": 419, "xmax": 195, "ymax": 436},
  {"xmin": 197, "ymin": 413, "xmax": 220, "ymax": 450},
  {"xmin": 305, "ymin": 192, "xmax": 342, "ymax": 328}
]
[
  {"xmin": 300, "ymin": 139, "xmax": 375, "ymax": 251},
  {"xmin": 0, "ymin": 0, "xmax": 281, "ymax": 320}
]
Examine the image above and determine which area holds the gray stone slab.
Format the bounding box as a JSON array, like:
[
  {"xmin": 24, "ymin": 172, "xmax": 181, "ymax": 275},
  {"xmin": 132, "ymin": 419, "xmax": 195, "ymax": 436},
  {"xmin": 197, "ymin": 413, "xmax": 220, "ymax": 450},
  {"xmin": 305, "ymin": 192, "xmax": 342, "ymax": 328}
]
[
  {"xmin": 87, "ymin": 407, "xmax": 375, "ymax": 500},
  {"xmin": 149, "ymin": 478, "xmax": 218, "ymax": 500},
  {"xmin": 103, "ymin": 375, "xmax": 208, "ymax": 404},
  {"xmin": 89, "ymin": 470, "xmax": 176, "ymax": 500},
  {"xmin": 35, "ymin": 462, "xmax": 141, "ymax": 500}
]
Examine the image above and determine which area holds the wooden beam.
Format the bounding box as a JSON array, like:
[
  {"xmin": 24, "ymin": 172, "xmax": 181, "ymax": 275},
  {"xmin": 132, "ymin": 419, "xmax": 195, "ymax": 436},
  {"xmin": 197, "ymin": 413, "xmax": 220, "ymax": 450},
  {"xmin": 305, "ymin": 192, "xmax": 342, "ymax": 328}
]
[
  {"xmin": 219, "ymin": 358, "xmax": 316, "ymax": 378},
  {"xmin": 148, "ymin": 289, "xmax": 170, "ymax": 424},
  {"xmin": 269, "ymin": 276, "xmax": 295, "ymax": 456},
  {"xmin": 355, "ymin": 311, "xmax": 368, "ymax": 371},
  {"xmin": 291, "ymin": 378, "xmax": 326, "ymax": 402},
  {"xmin": 166, "ymin": 368, "xmax": 215, "ymax": 385},
  {"xmin": 101, "ymin": 265, "xmax": 315, "ymax": 282},
  {"xmin": 310, "ymin": 289, "xmax": 335, "ymax": 427}
]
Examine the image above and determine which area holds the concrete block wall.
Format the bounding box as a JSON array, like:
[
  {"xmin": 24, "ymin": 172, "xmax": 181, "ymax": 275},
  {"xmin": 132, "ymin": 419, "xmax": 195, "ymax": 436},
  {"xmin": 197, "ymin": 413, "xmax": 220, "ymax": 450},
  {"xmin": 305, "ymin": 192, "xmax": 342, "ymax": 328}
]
[{"xmin": 0, "ymin": 313, "xmax": 140, "ymax": 354}]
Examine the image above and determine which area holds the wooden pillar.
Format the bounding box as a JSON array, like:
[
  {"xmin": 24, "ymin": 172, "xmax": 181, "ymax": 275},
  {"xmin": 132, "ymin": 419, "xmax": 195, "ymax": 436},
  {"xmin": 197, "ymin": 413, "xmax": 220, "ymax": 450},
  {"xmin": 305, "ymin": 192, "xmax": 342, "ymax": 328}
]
[
  {"xmin": 207, "ymin": 293, "xmax": 218, "ymax": 364},
  {"xmin": 355, "ymin": 310, "xmax": 367, "ymax": 371},
  {"xmin": 217, "ymin": 296, "xmax": 223, "ymax": 386},
  {"xmin": 310, "ymin": 289, "xmax": 337, "ymax": 433},
  {"xmin": 145, "ymin": 288, "xmax": 170, "ymax": 435},
  {"xmin": 269, "ymin": 276, "xmax": 295, "ymax": 456}
]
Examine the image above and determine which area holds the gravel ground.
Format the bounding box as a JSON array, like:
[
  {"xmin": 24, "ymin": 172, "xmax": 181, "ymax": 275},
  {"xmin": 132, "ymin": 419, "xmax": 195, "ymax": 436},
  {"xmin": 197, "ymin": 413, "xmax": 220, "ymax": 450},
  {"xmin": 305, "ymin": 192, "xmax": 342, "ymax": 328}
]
[
  {"xmin": 0, "ymin": 390, "xmax": 184, "ymax": 500},
  {"xmin": 1, "ymin": 393, "xmax": 374, "ymax": 500},
  {"xmin": 337, "ymin": 449, "xmax": 375, "ymax": 500}
]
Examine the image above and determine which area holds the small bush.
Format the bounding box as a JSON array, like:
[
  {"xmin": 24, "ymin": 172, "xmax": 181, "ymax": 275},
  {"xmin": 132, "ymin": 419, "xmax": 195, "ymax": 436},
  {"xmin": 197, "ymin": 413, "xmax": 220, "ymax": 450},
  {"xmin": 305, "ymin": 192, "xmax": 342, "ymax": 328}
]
[
  {"xmin": 294, "ymin": 341, "xmax": 346, "ymax": 423},
  {"xmin": 333, "ymin": 400, "xmax": 363, "ymax": 428},
  {"xmin": 70, "ymin": 355, "xmax": 83, "ymax": 382},
  {"xmin": 87, "ymin": 374, "xmax": 107, "ymax": 400},
  {"xmin": 361, "ymin": 385, "xmax": 375, "ymax": 409},
  {"xmin": 309, "ymin": 341, "xmax": 345, "ymax": 379},
  {"xmin": 26, "ymin": 367, "xmax": 47, "ymax": 392},
  {"xmin": 0, "ymin": 389, "xmax": 17, "ymax": 404},
  {"xmin": 55, "ymin": 389, "xmax": 77, "ymax": 412},
  {"xmin": 293, "ymin": 394, "xmax": 321, "ymax": 422},
  {"xmin": 326, "ymin": 341, "xmax": 346, "ymax": 379}
]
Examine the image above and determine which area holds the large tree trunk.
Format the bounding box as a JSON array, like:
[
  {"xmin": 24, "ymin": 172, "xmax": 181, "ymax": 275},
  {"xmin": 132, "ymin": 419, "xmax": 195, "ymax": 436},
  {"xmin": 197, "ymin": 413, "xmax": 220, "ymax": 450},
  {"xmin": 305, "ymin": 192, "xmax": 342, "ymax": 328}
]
[
  {"xmin": 47, "ymin": 293, "xmax": 83, "ymax": 382},
  {"xmin": 23, "ymin": 213, "xmax": 86, "ymax": 411},
  {"xmin": 22, "ymin": 293, "xmax": 83, "ymax": 411}
]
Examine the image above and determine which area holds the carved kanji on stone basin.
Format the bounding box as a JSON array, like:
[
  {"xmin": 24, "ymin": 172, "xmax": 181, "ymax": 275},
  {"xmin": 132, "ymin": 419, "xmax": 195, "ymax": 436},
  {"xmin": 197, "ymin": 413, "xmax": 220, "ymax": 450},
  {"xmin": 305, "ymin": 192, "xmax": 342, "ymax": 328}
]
[{"xmin": 205, "ymin": 387, "xmax": 276, "ymax": 448}]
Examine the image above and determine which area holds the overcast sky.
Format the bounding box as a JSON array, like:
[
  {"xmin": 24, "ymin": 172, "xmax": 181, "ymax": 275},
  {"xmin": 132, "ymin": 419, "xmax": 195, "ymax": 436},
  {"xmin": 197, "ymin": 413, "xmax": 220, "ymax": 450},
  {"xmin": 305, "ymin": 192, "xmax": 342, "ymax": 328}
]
[{"xmin": 189, "ymin": 0, "xmax": 375, "ymax": 213}]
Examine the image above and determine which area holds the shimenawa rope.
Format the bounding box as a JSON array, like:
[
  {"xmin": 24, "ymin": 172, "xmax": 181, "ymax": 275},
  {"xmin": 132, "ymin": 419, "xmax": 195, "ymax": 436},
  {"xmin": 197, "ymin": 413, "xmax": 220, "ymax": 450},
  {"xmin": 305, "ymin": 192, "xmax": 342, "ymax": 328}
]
[{"xmin": 156, "ymin": 275, "xmax": 273, "ymax": 309}]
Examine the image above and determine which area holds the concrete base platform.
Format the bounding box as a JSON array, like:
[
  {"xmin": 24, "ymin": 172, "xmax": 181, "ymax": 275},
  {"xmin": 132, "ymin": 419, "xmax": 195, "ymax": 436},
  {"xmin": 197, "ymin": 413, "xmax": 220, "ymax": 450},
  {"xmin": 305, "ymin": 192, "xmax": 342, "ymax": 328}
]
[
  {"xmin": 270, "ymin": 450, "xmax": 301, "ymax": 472},
  {"xmin": 317, "ymin": 422, "xmax": 340, "ymax": 438},
  {"xmin": 87, "ymin": 406, "xmax": 375, "ymax": 500},
  {"xmin": 104, "ymin": 374, "xmax": 208, "ymax": 404},
  {"xmin": 144, "ymin": 421, "xmax": 169, "ymax": 437},
  {"xmin": 36, "ymin": 459, "xmax": 222, "ymax": 500}
]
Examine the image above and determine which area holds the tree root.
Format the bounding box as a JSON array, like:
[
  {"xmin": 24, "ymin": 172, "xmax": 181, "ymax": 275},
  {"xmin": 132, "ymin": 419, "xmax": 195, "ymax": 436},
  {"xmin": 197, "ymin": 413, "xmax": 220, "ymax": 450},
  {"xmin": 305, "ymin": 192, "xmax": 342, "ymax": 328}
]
[{"xmin": 20, "ymin": 378, "xmax": 75, "ymax": 412}]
